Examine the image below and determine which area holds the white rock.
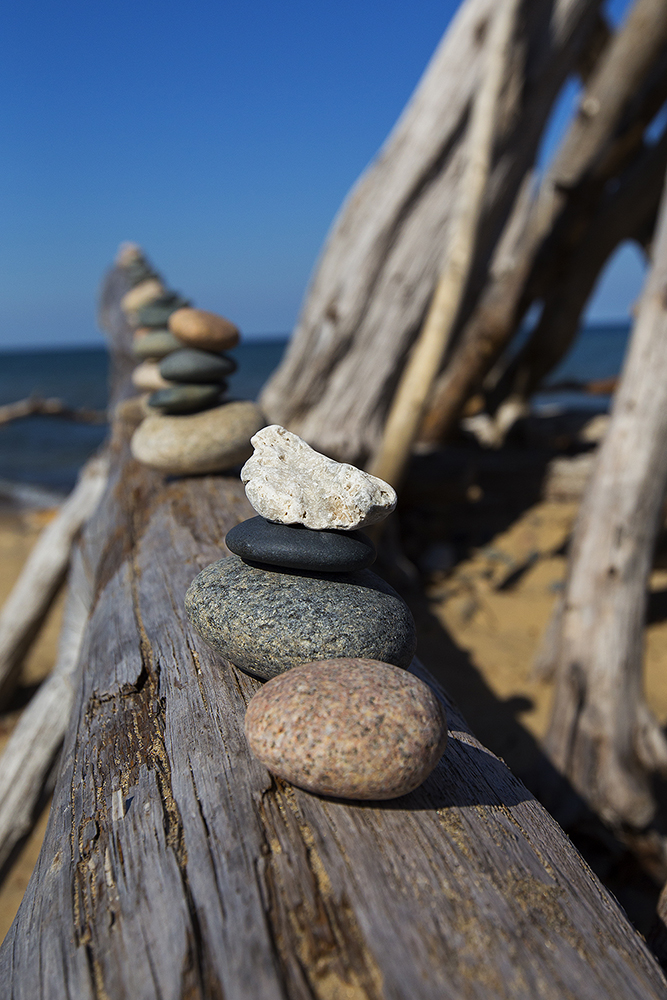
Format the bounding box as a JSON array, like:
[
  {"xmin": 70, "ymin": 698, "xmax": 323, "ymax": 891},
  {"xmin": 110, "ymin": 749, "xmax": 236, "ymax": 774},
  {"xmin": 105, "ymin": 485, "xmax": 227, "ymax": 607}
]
[{"xmin": 241, "ymin": 425, "xmax": 396, "ymax": 531}]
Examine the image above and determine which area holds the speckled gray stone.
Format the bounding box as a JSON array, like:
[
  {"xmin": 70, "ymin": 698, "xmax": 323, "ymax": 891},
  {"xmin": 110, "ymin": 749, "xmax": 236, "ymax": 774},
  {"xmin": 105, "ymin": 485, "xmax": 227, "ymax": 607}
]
[
  {"xmin": 160, "ymin": 348, "xmax": 237, "ymax": 384},
  {"xmin": 185, "ymin": 556, "xmax": 417, "ymax": 679},
  {"xmin": 245, "ymin": 658, "xmax": 448, "ymax": 799},
  {"xmin": 225, "ymin": 516, "xmax": 375, "ymax": 572},
  {"xmin": 133, "ymin": 330, "xmax": 184, "ymax": 360},
  {"xmin": 147, "ymin": 384, "xmax": 222, "ymax": 414}
]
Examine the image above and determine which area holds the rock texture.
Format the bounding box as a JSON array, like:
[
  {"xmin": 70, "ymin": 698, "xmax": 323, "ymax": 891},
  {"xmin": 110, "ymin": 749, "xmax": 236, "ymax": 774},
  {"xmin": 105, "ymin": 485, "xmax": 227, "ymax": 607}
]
[
  {"xmin": 185, "ymin": 556, "xmax": 417, "ymax": 679},
  {"xmin": 225, "ymin": 515, "xmax": 375, "ymax": 572},
  {"xmin": 147, "ymin": 384, "xmax": 222, "ymax": 414},
  {"xmin": 121, "ymin": 278, "xmax": 164, "ymax": 314},
  {"xmin": 131, "ymin": 400, "xmax": 265, "ymax": 475},
  {"xmin": 131, "ymin": 361, "xmax": 172, "ymax": 392},
  {"xmin": 160, "ymin": 348, "xmax": 236, "ymax": 383},
  {"xmin": 244, "ymin": 658, "xmax": 448, "ymax": 799},
  {"xmin": 133, "ymin": 329, "xmax": 184, "ymax": 360},
  {"xmin": 169, "ymin": 308, "xmax": 240, "ymax": 351},
  {"xmin": 241, "ymin": 425, "xmax": 396, "ymax": 530}
]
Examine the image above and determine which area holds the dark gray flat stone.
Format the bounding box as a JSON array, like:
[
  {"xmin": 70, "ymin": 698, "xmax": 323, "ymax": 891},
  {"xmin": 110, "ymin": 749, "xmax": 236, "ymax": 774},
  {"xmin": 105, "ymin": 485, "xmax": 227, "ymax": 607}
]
[
  {"xmin": 225, "ymin": 516, "xmax": 375, "ymax": 572},
  {"xmin": 185, "ymin": 555, "xmax": 417, "ymax": 680},
  {"xmin": 147, "ymin": 384, "xmax": 222, "ymax": 414},
  {"xmin": 133, "ymin": 330, "xmax": 184, "ymax": 360},
  {"xmin": 124, "ymin": 260, "xmax": 159, "ymax": 287},
  {"xmin": 135, "ymin": 293, "xmax": 190, "ymax": 328},
  {"xmin": 160, "ymin": 348, "xmax": 237, "ymax": 384}
]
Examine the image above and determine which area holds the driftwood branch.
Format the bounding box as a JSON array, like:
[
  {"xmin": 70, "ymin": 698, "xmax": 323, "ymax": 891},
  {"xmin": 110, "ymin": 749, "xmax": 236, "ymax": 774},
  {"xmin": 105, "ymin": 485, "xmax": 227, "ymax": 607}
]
[
  {"xmin": 0, "ymin": 397, "xmax": 107, "ymax": 426},
  {"xmin": 0, "ymin": 453, "xmax": 109, "ymax": 708},
  {"xmin": 421, "ymin": 0, "xmax": 667, "ymax": 443},
  {"xmin": 260, "ymin": 0, "xmax": 603, "ymax": 464},
  {"xmin": 368, "ymin": 0, "xmax": 520, "ymax": 489},
  {"xmin": 541, "ymin": 167, "xmax": 667, "ymax": 831},
  {"xmin": 0, "ymin": 541, "xmax": 92, "ymax": 873}
]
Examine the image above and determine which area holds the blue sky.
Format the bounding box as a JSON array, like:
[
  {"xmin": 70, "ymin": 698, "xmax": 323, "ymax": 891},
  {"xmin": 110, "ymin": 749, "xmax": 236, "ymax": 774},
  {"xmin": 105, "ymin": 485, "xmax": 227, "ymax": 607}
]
[{"xmin": 0, "ymin": 0, "xmax": 642, "ymax": 348}]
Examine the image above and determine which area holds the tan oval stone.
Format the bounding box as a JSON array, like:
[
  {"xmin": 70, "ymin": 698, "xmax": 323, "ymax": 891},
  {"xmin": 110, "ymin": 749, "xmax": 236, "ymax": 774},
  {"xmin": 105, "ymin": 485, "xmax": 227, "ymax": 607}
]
[
  {"xmin": 131, "ymin": 361, "xmax": 172, "ymax": 393},
  {"xmin": 169, "ymin": 308, "xmax": 239, "ymax": 351},
  {"xmin": 245, "ymin": 658, "xmax": 448, "ymax": 800},
  {"xmin": 121, "ymin": 278, "xmax": 165, "ymax": 315},
  {"xmin": 131, "ymin": 400, "xmax": 266, "ymax": 474}
]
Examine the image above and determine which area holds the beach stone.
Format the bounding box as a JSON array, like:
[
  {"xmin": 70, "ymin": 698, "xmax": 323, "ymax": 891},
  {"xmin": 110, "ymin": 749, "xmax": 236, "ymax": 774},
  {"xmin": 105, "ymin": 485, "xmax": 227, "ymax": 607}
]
[
  {"xmin": 131, "ymin": 361, "xmax": 173, "ymax": 392},
  {"xmin": 245, "ymin": 659, "xmax": 448, "ymax": 800},
  {"xmin": 147, "ymin": 384, "xmax": 222, "ymax": 414},
  {"xmin": 135, "ymin": 293, "xmax": 191, "ymax": 328},
  {"xmin": 169, "ymin": 308, "xmax": 240, "ymax": 351},
  {"xmin": 121, "ymin": 278, "xmax": 165, "ymax": 315},
  {"xmin": 241, "ymin": 425, "xmax": 397, "ymax": 530},
  {"xmin": 131, "ymin": 400, "xmax": 265, "ymax": 474},
  {"xmin": 133, "ymin": 329, "xmax": 184, "ymax": 360},
  {"xmin": 225, "ymin": 516, "xmax": 375, "ymax": 572},
  {"xmin": 160, "ymin": 348, "xmax": 237, "ymax": 384},
  {"xmin": 184, "ymin": 556, "xmax": 417, "ymax": 679}
]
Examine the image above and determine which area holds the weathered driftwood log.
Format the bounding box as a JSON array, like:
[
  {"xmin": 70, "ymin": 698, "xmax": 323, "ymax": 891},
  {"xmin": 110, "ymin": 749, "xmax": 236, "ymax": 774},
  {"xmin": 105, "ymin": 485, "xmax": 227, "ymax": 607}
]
[
  {"xmin": 421, "ymin": 0, "xmax": 667, "ymax": 445},
  {"xmin": 0, "ymin": 453, "xmax": 109, "ymax": 708},
  {"xmin": 260, "ymin": 0, "xmax": 603, "ymax": 464},
  {"xmin": 0, "ymin": 397, "xmax": 107, "ymax": 426},
  {"xmin": 2, "ymin": 263, "xmax": 667, "ymax": 998},
  {"xmin": 541, "ymin": 169, "xmax": 667, "ymax": 832}
]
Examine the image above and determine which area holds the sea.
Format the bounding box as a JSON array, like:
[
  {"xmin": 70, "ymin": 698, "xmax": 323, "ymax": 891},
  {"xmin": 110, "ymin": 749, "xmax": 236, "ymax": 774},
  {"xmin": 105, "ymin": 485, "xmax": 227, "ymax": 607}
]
[{"xmin": 0, "ymin": 324, "xmax": 629, "ymax": 496}]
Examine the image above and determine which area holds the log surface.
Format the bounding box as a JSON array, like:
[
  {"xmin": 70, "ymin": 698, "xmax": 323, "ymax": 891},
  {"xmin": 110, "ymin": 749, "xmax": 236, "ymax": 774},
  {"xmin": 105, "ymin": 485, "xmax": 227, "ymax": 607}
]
[
  {"xmin": 2, "ymin": 264, "xmax": 667, "ymax": 998},
  {"xmin": 1, "ymin": 442, "xmax": 666, "ymax": 998}
]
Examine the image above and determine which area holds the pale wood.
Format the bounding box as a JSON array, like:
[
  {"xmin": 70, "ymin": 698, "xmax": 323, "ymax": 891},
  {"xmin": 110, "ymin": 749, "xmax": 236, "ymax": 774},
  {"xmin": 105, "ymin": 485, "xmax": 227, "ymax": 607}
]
[
  {"xmin": 542, "ymin": 168, "xmax": 667, "ymax": 831},
  {"xmin": 368, "ymin": 0, "xmax": 520, "ymax": 490},
  {"xmin": 2, "ymin": 260, "xmax": 667, "ymax": 998},
  {"xmin": 422, "ymin": 0, "xmax": 667, "ymax": 443},
  {"xmin": 0, "ymin": 397, "xmax": 106, "ymax": 426},
  {"xmin": 0, "ymin": 453, "xmax": 109, "ymax": 708},
  {"xmin": 0, "ymin": 541, "xmax": 92, "ymax": 872},
  {"xmin": 260, "ymin": 0, "xmax": 603, "ymax": 464}
]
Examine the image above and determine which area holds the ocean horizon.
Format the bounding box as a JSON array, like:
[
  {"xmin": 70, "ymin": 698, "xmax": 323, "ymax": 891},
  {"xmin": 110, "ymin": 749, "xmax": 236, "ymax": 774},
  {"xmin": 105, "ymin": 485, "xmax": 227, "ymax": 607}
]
[{"xmin": 0, "ymin": 322, "xmax": 631, "ymax": 494}]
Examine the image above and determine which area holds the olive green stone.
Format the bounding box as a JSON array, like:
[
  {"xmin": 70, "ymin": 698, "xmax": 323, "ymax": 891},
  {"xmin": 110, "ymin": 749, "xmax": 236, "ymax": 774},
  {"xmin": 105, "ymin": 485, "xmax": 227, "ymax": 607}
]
[
  {"xmin": 132, "ymin": 330, "xmax": 184, "ymax": 360},
  {"xmin": 160, "ymin": 348, "xmax": 237, "ymax": 384},
  {"xmin": 147, "ymin": 384, "xmax": 222, "ymax": 414}
]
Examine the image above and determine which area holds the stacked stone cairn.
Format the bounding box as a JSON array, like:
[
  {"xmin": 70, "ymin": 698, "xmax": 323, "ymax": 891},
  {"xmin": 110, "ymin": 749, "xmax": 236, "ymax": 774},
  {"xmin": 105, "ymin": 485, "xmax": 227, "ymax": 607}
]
[
  {"xmin": 185, "ymin": 425, "xmax": 448, "ymax": 800},
  {"xmin": 119, "ymin": 251, "xmax": 264, "ymax": 475}
]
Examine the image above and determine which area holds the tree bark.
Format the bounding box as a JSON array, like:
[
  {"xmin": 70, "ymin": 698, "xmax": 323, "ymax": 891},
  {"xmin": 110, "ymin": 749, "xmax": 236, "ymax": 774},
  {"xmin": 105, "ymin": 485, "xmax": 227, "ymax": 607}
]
[
  {"xmin": 420, "ymin": 0, "xmax": 667, "ymax": 444},
  {"xmin": 260, "ymin": 0, "xmax": 604, "ymax": 464},
  {"xmin": 2, "ymin": 260, "xmax": 667, "ymax": 998},
  {"xmin": 541, "ymin": 167, "xmax": 667, "ymax": 832}
]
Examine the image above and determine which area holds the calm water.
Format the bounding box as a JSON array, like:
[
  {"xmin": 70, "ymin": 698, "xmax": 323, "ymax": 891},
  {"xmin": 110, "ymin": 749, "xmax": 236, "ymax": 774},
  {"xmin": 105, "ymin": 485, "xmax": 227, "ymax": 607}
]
[{"xmin": 0, "ymin": 323, "xmax": 630, "ymax": 492}]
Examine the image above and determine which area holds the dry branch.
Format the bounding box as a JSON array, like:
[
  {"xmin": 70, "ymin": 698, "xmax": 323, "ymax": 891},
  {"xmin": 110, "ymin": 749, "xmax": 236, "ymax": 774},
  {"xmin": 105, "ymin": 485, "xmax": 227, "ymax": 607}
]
[
  {"xmin": 541, "ymin": 166, "xmax": 667, "ymax": 831},
  {"xmin": 0, "ymin": 397, "xmax": 107, "ymax": 426},
  {"xmin": 0, "ymin": 541, "xmax": 92, "ymax": 872},
  {"xmin": 421, "ymin": 0, "xmax": 667, "ymax": 444},
  {"xmin": 260, "ymin": 0, "xmax": 604, "ymax": 464},
  {"xmin": 0, "ymin": 452, "xmax": 109, "ymax": 708},
  {"xmin": 368, "ymin": 0, "xmax": 519, "ymax": 489}
]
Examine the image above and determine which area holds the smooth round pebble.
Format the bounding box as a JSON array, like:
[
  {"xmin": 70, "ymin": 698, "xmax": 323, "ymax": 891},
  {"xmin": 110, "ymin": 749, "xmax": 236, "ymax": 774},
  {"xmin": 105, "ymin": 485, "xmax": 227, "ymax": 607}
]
[
  {"xmin": 245, "ymin": 658, "xmax": 448, "ymax": 800},
  {"xmin": 169, "ymin": 307, "xmax": 239, "ymax": 351},
  {"xmin": 121, "ymin": 278, "xmax": 165, "ymax": 315},
  {"xmin": 225, "ymin": 516, "xmax": 375, "ymax": 572},
  {"xmin": 185, "ymin": 556, "xmax": 417, "ymax": 679},
  {"xmin": 133, "ymin": 329, "xmax": 184, "ymax": 360},
  {"xmin": 135, "ymin": 293, "xmax": 191, "ymax": 328},
  {"xmin": 160, "ymin": 348, "xmax": 237, "ymax": 384},
  {"xmin": 147, "ymin": 383, "xmax": 222, "ymax": 414},
  {"xmin": 131, "ymin": 400, "xmax": 265, "ymax": 474},
  {"xmin": 132, "ymin": 361, "xmax": 173, "ymax": 392}
]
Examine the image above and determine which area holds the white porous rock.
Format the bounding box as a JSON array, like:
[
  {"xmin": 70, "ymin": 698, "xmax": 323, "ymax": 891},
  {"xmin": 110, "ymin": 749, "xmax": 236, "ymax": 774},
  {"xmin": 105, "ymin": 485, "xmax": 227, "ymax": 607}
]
[{"xmin": 241, "ymin": 425, "xmax": 397, "ymax": 531}]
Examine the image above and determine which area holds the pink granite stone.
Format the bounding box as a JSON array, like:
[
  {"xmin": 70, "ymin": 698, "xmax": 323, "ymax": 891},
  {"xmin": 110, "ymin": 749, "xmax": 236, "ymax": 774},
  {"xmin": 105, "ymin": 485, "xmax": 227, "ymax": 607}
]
[{"xmin": 244, "ymin": 658, "xmax": 448, "ymax": 800}]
